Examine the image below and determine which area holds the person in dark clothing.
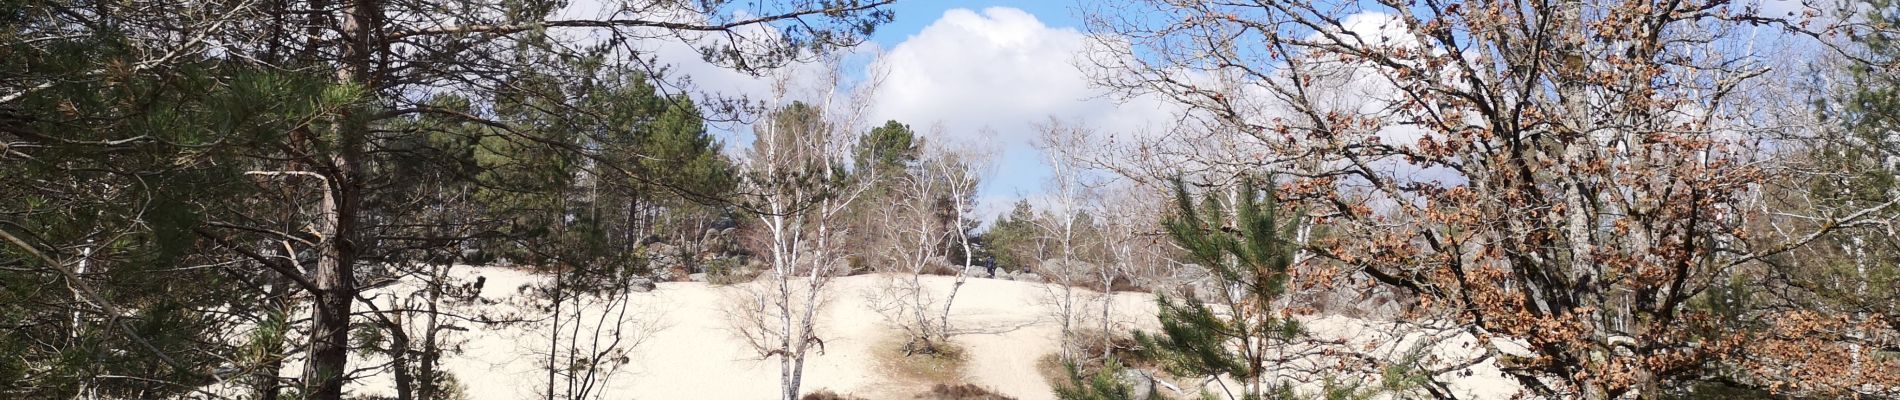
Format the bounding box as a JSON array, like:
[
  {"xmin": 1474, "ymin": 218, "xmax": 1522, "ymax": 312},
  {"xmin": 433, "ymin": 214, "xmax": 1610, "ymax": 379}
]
[{"xmin": 985, "ymin": 256, "xmax": 997, "ymax": 278}]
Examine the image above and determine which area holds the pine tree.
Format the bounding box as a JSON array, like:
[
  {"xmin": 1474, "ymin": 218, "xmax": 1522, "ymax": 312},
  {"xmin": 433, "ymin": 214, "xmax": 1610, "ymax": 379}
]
[
  {"xmin": 1134, "ymin": 176, "xmax": 1299, "ymax": 400},
  {"xmin": 854, "ymin": 120, "xmax": 921, "ymax": 176},
  {"xmin": 981, "ymin": 200, "xmax": 1044, "ymax": 273},
  {"xmin": 1053, "ymin": 359, "xmax": 1138, "ymax": 400},
  {"xmin": 2, "ymin": 16, "xmax": 355, "ymax": 394}
]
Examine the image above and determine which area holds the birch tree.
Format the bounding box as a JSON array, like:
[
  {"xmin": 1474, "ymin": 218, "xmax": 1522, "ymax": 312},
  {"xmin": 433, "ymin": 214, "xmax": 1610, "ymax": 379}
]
[
  {"xmin": 865, "ymin": 127, "xmax": 992, "ymax": 356},
  {"xmin": 1033, "ymin": 117, "xmax": 1100, "ymax": 362},
  {"xmin": 729, "ymin": 58, "xmax": 880, "ymax": 400},
  {"xmin": 867, "ymin": 133, "xmax": 954, "ymax": 354},
  {"xmin": 931, "ymin": 133, "xmax": 996, "ymax": 349}
]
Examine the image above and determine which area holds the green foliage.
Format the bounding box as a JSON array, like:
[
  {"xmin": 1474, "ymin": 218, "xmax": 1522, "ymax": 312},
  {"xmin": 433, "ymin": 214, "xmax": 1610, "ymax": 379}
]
[
  {"xmin": 855, "ymin": 120, "xmax": 920, "ymax": 175},
  {"xmin": 981, "ymin": 201, "xmax": 1043, "ymax": 271},
  {"xmin": 638, "ymin": 96, "xmax": 736, "ymax": 201},
  {"xmin": 6, "ymin": 0, "xmax": 887, "ymax": 398},
  {"xmin": 1127, "ymin": 177, "xmax": 1432, "ymax": 400},
  {"xmin": 1135, "ymin": 177, "xmax": 1298, "ymax": 386},
  {"xmin": 1052, "ymin": 360, "xmax": 1137, "ymax": 400},
  {"xmin": 1, "ymin": 26, "xmax": 347, "ymax": 394},
  {"xmin": 1838, "ymin": 0, "xmax": 1900, "ymax": 144},
  {"xmin": 745, "ymin": 101, "xmax": 855, "ymax": 208}
]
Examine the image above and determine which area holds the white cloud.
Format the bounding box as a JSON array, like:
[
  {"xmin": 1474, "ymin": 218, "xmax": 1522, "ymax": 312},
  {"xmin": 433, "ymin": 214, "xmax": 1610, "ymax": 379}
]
[
  {"xmin": 870, "ymin": 8, "xmax": 1098, "ymax": 135},
  {"xmin": 537, "ymin": 5, "xmax": 1187, "ymax": 220},
  {"xmin": 864, "ymin": 7, "xmax": 1182, "ymax": 219}
]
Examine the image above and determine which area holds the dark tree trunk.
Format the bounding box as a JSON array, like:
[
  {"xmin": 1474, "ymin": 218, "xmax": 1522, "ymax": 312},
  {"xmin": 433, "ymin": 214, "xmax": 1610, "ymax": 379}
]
[
  {"xmin": 304, "ymin": 0, "xmax": 374, "ymax": 398},
  {"xmin": 303, "ymin": 224, "xmax": 356, "ymax": 400},
  {"xmin": 418, "ymin": 269, "xmax": 444, "ymax": 400},
  {"xmin": 254, "ymin": 273, "xmax": 289, "ymax": 400},
  {"xmin": 389, "ymin": 316, "xmax": 413, "ymax": 400}
]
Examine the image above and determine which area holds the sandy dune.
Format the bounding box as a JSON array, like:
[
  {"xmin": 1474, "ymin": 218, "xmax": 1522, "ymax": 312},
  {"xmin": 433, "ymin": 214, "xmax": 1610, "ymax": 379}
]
[
  {"xmin": 368, "ymin": 270, "xmax": 1155, "ymax": 400},
  {"xmin": 327, "ymin": 268, "xmax": 1516, "ymax": 400}
]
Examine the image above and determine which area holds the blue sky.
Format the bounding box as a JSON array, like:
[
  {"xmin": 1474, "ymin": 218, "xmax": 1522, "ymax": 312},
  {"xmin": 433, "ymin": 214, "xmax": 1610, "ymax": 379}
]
[
  {"xmin": 647, "ymin": 0, "xmax": 1830, "ymax": 226},
  {"xmin": 636, "ymin": 1, "xmax": 1126, "ymax": 224},
  {"xmin": 662, "ymin": 1, "xmax": 1156, "ymax": 224},
  {"xmin": 837, "ymin": 2, "xmax": 1178, "ymax": 223},
  {"xmin": 869, "ymin": 1, "xmax": 1084, "ymax": 47},
  {"xmin": 722, "ymin": 0, "xmax": 1828, "ymax": 227},
  {"xmin": 867, "ymin": 2, "xmax": 1086, "ymax": 222}
]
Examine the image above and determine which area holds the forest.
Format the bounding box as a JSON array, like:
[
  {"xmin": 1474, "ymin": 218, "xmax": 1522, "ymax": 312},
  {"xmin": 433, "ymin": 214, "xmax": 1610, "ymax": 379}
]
[{"xmin": 4, "ymin": 0, "xmax": 1900, "ymax": 399}]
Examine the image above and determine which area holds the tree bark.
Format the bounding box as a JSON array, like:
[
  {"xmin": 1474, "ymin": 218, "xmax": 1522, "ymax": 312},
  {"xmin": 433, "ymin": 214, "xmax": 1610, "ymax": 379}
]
[
  {"xmin": 418, "ymin": 267, "xmax": 444, "ymax": 400},
  {"xmin": 389, "ymin": 311, "xmax": 413, "ymax": 400},
  {"xmin": 304, "ymin": 0, "xmax": 374, "ymax": 398},
  {"xmin": 254, "ymin": 272, "xmax": 290, "ymax": 400}
]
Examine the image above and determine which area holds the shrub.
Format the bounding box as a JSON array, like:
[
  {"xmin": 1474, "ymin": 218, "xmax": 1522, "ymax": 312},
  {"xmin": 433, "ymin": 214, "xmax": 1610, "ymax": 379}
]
[
  {"xmin": 879, "ymin": 335, "xmax": 967, "ymax": 383},
  {"xmin": 705, "ymin": 269, "xmax": 759, "ymax": 285},
  {"xmin": 1051, "ymin": 360, "xmax": 1137, "ymax": 400},
  {"xmin": 918, "ymin": 383, "xmax": 1018, "ymax": 400},
  {"xmin": 802, "ymin": 389, "xmax": 869, "ymax": 400},
  {"xmin": 1069, "ymin": 329, "xmax": 1150, "ymax": 370}
]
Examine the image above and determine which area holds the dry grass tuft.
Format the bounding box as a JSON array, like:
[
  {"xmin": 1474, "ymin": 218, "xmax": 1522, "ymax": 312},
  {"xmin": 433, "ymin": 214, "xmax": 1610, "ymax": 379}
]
[
  {"xmin": 877, "ymin": 334, "xmax": 969, "ymax": 384},
  {"xmin": 916, "ymin": 383, "xmax": 1018, "ymax": 400},
  {"xmin": 801, "ymin": 389, "xmax": 869, "ymax": 400},
  {"xmin": 1034, "ymin": 353, "xmax": 1068, "ymax": 391},
  {"xmin": 1069, "ymin": 329, "xmax": 1152, "ymax": 369}
]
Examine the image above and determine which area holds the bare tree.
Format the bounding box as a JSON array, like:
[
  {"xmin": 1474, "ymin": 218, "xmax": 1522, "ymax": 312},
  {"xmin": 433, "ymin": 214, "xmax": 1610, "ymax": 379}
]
[
  {"xmin": 221, "ymin": 2, "xmax": 888, "ymax": 398},
  {"xmin": 1084, "ymin": 0, "xmax": 1900, "ymax": 397},
  {"xmin": 864, "ymin": 126, "xmax": 995, "ymax": 355},
  {"xmin": 931, "ymin": 131, "xmax": 997, "ymax": 346},
  {"xmin": 527, "ymin": 272, "xmax": 661, "ymax": 400},
  {"xmin": 1032, "ymin": 117, "xmax": 1100, "ymax": 362},
  {"xmin": 1087, "ymin": 183, "xmax": 1167, "ymax": 361},
  {"xmin": 729, "ymin": 55, "xmax": 880, "ymax": 400},
  {"xmin": 866, "ymin": 133, "xmax": 954, "ymax": 354}
]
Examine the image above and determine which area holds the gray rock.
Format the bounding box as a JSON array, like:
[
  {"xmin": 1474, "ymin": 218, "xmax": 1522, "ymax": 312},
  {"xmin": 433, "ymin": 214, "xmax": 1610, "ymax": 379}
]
[
  {"xmin": 1016, "ymin": 273, "xmax": 1043, "ymax": 283},
  {"xmin": 688, "ymin": 273, "xmax": 707, "ymax": 282},
  {"xmin": 627, "ymin": 277, "xmax": 657, "ymax": 292},
  {"xmin": 646, "ymin": 243, "xmax": 680, "ymax": 262},
  {"xmin": 1118, "ymin": 369, "xmax": 1154, "ymax": 400},
  {"xmin": 650, "ymin": 268, "xmax": 679, "ymax": 282}
]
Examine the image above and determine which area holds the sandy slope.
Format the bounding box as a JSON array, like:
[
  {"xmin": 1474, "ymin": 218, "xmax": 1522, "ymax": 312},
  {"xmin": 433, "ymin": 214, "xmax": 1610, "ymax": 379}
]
[
  {"xmin": 361, "ymin": 270, "xmax": 1157, "ymax": 400},
  {"xmin": 331, "ymin": 268, "xmax": 1516, "ymax": 400}
]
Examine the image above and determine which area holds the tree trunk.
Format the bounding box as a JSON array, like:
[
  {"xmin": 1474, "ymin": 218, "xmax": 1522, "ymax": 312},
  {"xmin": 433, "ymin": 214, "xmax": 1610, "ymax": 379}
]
[
  {"xmin": 304, "ymin": 163, "xmax": 360, "ymax": 400},
  {"xmin": 546, "ymin": 266, "xmax": 562, "ymax": 400},
  {"xmin": 418, "ymin": 267, "xmax": 443, "ymax": 400},
  {"xmin": 389, "ymin": 313, "xmax": 413, "ymax": 400},
  {"xmin": 1101, "ymin": 264, "xmax": 1113, "ymax": 362},
  {"xmin": 254, "ymin": 272, "xmax": 289, "ymax": 400},
  {"xmin": 305, "ymin": 1, "xmax": 373, "ymax": 398},
  {"xmin": 304, "ymin": 209, "xmax": 357, "ymax": 400}
]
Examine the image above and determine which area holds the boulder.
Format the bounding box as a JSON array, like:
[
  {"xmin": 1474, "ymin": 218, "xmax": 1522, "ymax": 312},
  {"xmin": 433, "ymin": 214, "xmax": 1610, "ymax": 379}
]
[
  {"xmin": 650, "ymin": 268, "xmax": 680, "ymax": 282},
  {"xmin": 628, "ymin": 277, "xmax": 657, "ymax": 293},
  {"xmin": 645, "ymin": 242, "xmax": 679, "ymax": 259},
  {"xmin": 688, "ymin": 273, "xmax": 708, "ymax": 283},
  {"xmin": 1016, "ymin": 273, "xmax": 1043, "ymax": 283}
]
